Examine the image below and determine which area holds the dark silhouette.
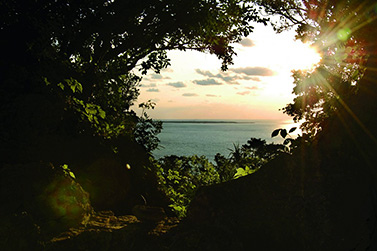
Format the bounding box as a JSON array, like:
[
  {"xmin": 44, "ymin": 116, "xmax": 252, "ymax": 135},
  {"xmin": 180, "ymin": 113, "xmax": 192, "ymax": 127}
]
[{"xmin": 1, "ymin": 0, "xmax": 377, "ymax": 250}]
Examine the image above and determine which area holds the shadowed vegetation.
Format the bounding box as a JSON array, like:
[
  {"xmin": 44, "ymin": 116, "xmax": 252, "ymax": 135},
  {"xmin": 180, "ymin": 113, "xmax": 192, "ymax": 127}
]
[{"xmin": 1, "ymin": 0, "xmax": 377, "ymax": 249}]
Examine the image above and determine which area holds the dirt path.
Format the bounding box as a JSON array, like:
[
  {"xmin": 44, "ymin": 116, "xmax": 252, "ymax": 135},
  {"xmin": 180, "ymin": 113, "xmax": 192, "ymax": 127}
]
[{"xmin": 47, "ymin": 211, "xmax": 180, "ymax": 250}]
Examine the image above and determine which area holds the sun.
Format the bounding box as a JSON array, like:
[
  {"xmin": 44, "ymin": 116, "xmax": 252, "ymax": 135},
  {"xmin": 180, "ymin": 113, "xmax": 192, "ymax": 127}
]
[{"xmin": 290, "ymin": 42, "xmax": 322, "ymax": 71}]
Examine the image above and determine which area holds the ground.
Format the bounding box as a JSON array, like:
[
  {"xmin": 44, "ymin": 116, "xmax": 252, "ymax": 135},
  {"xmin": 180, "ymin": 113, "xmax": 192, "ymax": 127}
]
[{"xmin": 47, "ymin": 211, "xmax": 180, "ymax": 250}]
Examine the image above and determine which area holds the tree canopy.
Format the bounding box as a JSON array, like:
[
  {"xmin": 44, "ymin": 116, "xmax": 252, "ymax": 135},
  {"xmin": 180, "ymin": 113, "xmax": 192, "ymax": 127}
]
[
  {"xmin": 255, "ymin": 0, "xmax": 377, "ymax": 136},
  {"xmin": 0, "ymin": 0, "xmax": 267, "ymax": 164},
  {"xmin": 2, "ymin": 0, "xmax": 376, "ymax": 163}
]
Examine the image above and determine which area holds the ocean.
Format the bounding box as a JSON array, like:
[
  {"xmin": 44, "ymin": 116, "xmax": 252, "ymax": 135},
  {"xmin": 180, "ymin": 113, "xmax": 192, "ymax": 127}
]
[{"xmin": 152, "ymin": 119, "xmax": 301, "ymax": 161}]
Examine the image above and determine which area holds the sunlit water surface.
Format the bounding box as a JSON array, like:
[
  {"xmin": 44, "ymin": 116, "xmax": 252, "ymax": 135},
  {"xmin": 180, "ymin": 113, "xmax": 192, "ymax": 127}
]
[{"xmin": 153, "ymin": 119, "xmax": 301, "ymax": 161}]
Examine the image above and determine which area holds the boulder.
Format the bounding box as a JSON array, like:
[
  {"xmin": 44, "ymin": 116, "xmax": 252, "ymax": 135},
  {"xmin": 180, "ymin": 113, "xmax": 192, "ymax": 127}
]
[
  {"xmin": 182, "ymin": 144, "xmax": 377, "ymax": 250},
  {"xmin": 73, "ymin": 153, "xmax": 172, "ymax": 216},
  {"xmin": 0, "ymin": 162, "xmax": 92, "ymax": 248},
  {"xmin": 74, "ymin": 157, "xmax": 133, "ymax": 213}
]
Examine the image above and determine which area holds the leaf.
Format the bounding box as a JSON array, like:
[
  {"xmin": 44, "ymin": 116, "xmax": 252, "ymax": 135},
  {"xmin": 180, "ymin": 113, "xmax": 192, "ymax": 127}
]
[
  {"xmin": 280, "ymin": 129, "xmax": 288, "ymax": 138},
  {"xmin": 69, "ymin": 171, "xmax": 76, "ymax": 179},
  {"xmin": 289, "ymin": 127, "xmax": 297, "ymax": 133},
  {"xmin": 76, "ymin": 82, "xmax": 83, "ymax": 93},
  {"xmin": 283, "ymin": 138, "xmax": 292, "ymax": 145},
  {"xmin": 57, "ymin": 82, "xmax": 65, "ymax": 90},
  {"xmin": 351, "ymin": 69, "xmax": 359, "ymax": 80},
  {"xmin": 234, "ymin": 168, "xmax": 247, "ymax": 179},
  {"xmin": 271, "ymin": 129, "xmax": 280, "ymax": 138},
  {"xmin": 64, "ymin": 78, "xmax": 83, "ymax": 93},
  {"xmin": 98, "ymin": 109, "xmax": 106, "ymax": 119},
  {"xmin": 43, "ymin": 77, "xmax": 51, "ymax": 86},
  {"xmin": 70, "ymin": 83, "xmax": 76, "ymax": 92},
  {"xmin": 73, "ymin": 97, "xmax": 84, "ymax": 106}
]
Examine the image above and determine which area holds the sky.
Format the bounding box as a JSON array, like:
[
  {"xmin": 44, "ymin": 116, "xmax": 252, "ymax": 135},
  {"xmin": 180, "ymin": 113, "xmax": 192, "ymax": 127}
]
[{"xmin": 136, "ymin": 23, "xmax": 321, "ymax": 120}]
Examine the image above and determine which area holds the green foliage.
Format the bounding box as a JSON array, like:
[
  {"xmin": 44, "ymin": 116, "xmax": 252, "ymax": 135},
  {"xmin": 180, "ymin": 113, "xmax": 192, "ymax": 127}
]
[
  {"xmin": 61, "ymin": 164, "xmax": 76, "ymax": 180},
  {"xmin": 235, "ymin": 137, "xmax": 283, "ymax": 165},
  {"xmin": 222, "ymin": 138, "xmax": 286, "ymax": 176},
  {"xmin": 234, "ymin": 166, "xmax": 257, "ymax": 179},
  {"xmin": 155, "ymin": 155, "xmax": 220, "ymax": 217},
  {"xmin": 271, "ymin": 127, "xmax": 299, "ymax": 153},
  {"xmin": 0, "ymin": 0, "xmax": 268, "ymax": 165},
  {"xmin": 258, "ymin": 0, "xmax": 377, "ymax": 135},
  {"xmin": 154, "ymin": 137, "xmax": 284, "ymax": 217},
  {"xmin": 135, "ymin": 100, "xmax": 163, "ymax": 152},
  {"xmin": 214, "ymin": 153, "xmax": 237, "ymax": 182}
]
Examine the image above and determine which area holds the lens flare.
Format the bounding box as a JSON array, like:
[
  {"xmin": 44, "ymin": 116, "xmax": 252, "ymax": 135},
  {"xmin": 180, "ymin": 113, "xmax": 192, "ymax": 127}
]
[
  {"xmin": 337, "ymin": 28, "xmax": 352, "ymax": 41},
  {"xmin": 291, "ymin": 43, "xmax": 322, "ymax": 71}
]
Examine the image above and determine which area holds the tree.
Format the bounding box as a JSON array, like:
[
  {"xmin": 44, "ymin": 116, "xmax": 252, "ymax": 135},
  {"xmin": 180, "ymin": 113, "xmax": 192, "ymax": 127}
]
[
  {"xmin": 214, "ymin": 153, "xmax": 237, "ymax": 182},
  {"xmin": 0, "ymin": 0, "xmax": 267, "ymax": 165},
  {"xmin": 255, "ymin": 0, "xmax": 377, "ymax": 135}
]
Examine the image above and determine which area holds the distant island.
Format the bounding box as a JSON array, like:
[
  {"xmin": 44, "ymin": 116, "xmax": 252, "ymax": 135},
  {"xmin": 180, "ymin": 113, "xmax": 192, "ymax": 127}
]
[{"xmin": 161, "ymin": 120, "xmax": 255, "ymax": 124}]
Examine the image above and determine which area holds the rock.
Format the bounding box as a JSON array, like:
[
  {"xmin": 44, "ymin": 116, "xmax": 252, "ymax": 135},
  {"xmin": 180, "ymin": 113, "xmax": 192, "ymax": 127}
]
[
  {"xmin": 168, "ymin": 224, "xmax": 244, "ymax": 250},
  {"xmin": 184, "ymin": 143, "xmax": 377, "ymax": 250},
  {"xmin": 46, "ymin": 211, "xmax": 180, "ymax": 251},
  {"xmin": 74, "ymin": 157, "xmax": 132, "ymax": 213},
  {"xmin": 73, "ymin": 154, "xmax": 173, "ymax": 216},
  {"xmin": 132, "ymin": 205, "xmax": 166, "ymax": 222},
  {"xmin": 0, "ymin": 162, "xmax": 93, "ymax": 248}
]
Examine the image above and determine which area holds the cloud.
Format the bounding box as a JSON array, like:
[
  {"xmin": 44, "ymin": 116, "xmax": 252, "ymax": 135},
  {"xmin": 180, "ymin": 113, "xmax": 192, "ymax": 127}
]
[
  {"xmin": 182, "ymin": 93, "xmax": 199, "ymax": 97},
  {"xmin": 236, "ymin": 91, "xmax": 251, "ymax": 96},
  {"xmin": 195, "ymin": 69, "xmax": 215, "ymax": 78},
  {"xmin": 239, "ymin": 38, "xmax": 255, "ymax": 47},
  {"xmin": 146, "ymin": 88, "xmax": 160, "ymax": 92},
  {"xmin": 150, "ymin": 74, "xmax": 163, "ymax": 80},
  {"xmin": 195, "ymin": 69, "xmax": 236, "ymax": 82},
  {"xmin": 140, "ymin": 83, "xmax": 157, "ymax": 88},
  {"xmin": 245, "ymin": 76, "xmax": 261, "ymax": 82},
  {"xmin": 194, "ymin": 69, "xmax": 242, "ymax": 85},
  {"xmin": 193, "ymin": 79, "xmax": 222, "ymax": 86},
  {"xmin": 230, "ymin": 67, "xmax": 275, "ymax": 76},
  {"xmin": 245, "ymin": 86, "xmax": 259, "ymax": 90},
  {"xmin": 167, "ymin": 82, "xmax": 187, "ymax": 88},
  {"xmin": 162, "ymin": 68, "xmax": 174, "ymax": 73},
  {"xmin": 206, "ymin": 94, "xmax": 218, "ymax": 97},
  {"xmin": 144, "ymin": 73, "xmax": 171, "ymax": 81},
  {"xmin": 195, "ymin": 68, "xmax": 261, "ymax": 85}
]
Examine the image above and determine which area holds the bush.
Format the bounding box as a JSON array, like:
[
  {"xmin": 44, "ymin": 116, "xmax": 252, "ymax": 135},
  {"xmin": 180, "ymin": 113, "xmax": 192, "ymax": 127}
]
[
  {"xmin": 154, "ymin": 138, "xmax": 285, "ymax": 217},
  {"xmin": 154, "ymin": 155, "xmax": 220, "ymax": 217}
]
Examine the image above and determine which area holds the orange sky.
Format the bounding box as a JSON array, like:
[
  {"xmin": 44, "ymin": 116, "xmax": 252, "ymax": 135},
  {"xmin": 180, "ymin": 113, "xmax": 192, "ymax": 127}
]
[{"xmin": 136, "ymin": 23, "xmax": 321, "ymax": 120}]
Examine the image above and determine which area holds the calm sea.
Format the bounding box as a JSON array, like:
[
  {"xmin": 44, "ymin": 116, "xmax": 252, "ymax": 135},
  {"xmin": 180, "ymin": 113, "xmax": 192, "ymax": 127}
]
[{"xmin": 153, "ymin": 119, "xmax": 300, "ymax": 161}]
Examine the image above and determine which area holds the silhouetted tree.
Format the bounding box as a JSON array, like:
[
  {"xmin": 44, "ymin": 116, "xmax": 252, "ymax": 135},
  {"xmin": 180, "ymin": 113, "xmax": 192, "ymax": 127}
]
[
  {"xmin": 256, "ymin": 0, "xmax": 377, "ymax": 136},
  {"xmin": 0, "ymin": 0, "xmax": 267, "ymax": 164},
  {"xmin": 214, "ymin": 153, "xmax": 236, "ymax": 182}
]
